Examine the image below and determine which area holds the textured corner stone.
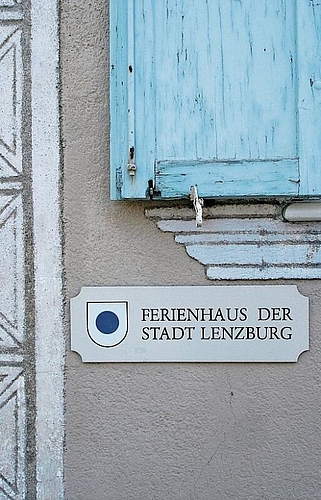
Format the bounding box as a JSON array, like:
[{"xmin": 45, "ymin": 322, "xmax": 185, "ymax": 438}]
[
  {"xmin": 0, "ymin": 25, "xmax": 22, "ymax": 174},
  {"xmin": 0, "ymin": 366, "xmax": 25, "ymax": 499},
  {"xmin": 0, "ymin": 193, "xmax": 24, "ymax": 348}
]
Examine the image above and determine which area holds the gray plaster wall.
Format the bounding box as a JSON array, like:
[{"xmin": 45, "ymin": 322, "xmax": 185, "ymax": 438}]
[{"xmin": 62, "ymin": 1, "xmax": 321, "ymax": 499}]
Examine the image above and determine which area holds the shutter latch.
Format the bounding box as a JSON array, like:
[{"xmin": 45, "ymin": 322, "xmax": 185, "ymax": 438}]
[
  {"xmin": 127, "ymin": 146, "xmax": 137, "ymax": 176},
  {"xmin": 190, "ymin": 185, "xmax": 204, "ymax": 227}
]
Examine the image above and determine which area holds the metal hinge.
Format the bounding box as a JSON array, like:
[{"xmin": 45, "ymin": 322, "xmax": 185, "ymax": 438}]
[
  {"xmin": 148, "ymin": 179, "xmax": 154, "ymax": 199},
  {"xmin": 147, "ymin": 180, "xmax": 161, "ymax": 200}
]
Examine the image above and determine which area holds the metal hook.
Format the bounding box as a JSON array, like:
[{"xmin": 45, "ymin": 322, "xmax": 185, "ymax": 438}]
[{"xmin": 190, "ymin": 185, "xmax": 204, "ymax": 227}]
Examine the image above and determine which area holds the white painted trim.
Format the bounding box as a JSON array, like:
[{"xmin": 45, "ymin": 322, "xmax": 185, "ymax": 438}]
[
  {"xmin": 0, "ymin": 355, "xmax": 23, "ymax": 363},
  {"xmin": 31, "ymin": 0, "xmax": 64, "ymax": 498},
  {"xmin": 283, "ymin": 202, "xmax": 321, "ymax": 222},
  {"xmin": 0, "ymin": 181, "xmax": 23, "ymax": 190}
]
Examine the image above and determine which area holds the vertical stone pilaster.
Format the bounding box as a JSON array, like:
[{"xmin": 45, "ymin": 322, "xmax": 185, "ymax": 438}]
[
  {"xmin": 0, "ymin": 3, "xmax": 26, "ymax": 499},
  {"xmin": 0, "ymin": 0, "xmax": 64, "ymax": 498}
]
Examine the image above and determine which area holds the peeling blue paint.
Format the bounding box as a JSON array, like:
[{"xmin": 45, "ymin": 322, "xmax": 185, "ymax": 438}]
[{"xmin": 111, "ymin": 0, "xmax": 321, "ymax": 200}]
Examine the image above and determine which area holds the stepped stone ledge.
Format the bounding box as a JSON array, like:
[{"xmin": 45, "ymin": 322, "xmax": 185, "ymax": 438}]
[{"xmin": 146, "ymin": 204, "xmax": 321, "ymax": 280}]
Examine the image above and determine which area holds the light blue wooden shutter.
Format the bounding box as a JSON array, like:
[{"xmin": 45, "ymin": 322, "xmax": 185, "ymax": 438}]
[{"xmin": 110, "ymin": 1, "xmax": 321, "ymax": 200}]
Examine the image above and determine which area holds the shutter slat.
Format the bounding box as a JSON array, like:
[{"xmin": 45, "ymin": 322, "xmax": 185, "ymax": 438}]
[
  {"xmin": 297, "ymin": 1, "xmax": 321, "ymax": 196},
  {"xmin": 156, "ymin": 159, "xmax": 299, "ymax": 199}
]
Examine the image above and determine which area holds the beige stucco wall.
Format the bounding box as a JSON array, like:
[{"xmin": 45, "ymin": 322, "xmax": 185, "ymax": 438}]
[{"xmin": 62, "ymin": 1, "xmax": 321, "ymax": 498}]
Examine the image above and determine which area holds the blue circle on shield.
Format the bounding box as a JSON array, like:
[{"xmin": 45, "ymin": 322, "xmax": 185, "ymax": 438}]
[{"xmin": 96, "ymin": 311, "xmax": 119, "ymax": 335}]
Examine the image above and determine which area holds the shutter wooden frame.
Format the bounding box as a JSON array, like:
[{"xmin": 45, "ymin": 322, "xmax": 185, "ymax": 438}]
[{"xmin": 110, "ymin": 1, "xmax": 321, "ymax": 201}]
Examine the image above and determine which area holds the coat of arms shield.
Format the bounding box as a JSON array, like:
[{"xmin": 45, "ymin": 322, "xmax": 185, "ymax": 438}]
[{"xmin": 86, "ymin": 301, "xmax": 128, "ymax": 348}]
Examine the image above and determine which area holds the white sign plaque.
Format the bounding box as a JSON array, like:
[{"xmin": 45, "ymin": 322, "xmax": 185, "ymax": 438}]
[{"xmin": 71, "ymin": 286, "xmax": 309, "ymax": 363}]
